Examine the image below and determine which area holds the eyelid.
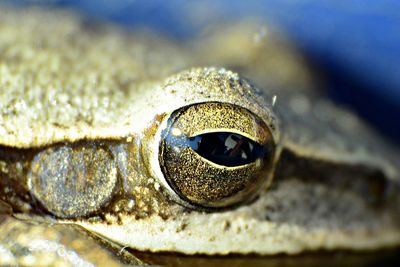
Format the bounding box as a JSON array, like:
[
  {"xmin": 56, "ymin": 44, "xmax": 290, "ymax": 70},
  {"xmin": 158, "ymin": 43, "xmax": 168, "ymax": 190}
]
[{"xmin": 169, "ymin": 102, "xmax": 272, "ymax": 145}]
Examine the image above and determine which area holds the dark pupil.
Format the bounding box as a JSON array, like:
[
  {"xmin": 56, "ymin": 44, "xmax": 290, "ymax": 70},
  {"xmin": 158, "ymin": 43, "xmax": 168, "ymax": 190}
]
[{"xmin": 188, "ymin": 132, "xmax": 265, "ymax": 167}]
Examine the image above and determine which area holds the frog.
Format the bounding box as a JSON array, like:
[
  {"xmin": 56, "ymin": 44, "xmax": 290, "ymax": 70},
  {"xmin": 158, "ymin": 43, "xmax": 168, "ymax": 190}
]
[{"xmin": 0, "ymin": 6, "xmax": 400, "ymax": 267}]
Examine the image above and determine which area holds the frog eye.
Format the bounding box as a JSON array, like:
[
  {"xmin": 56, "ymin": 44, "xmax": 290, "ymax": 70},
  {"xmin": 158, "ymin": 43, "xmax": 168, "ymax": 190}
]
[{"xmin": 158, "ymin": 102, "xmax": 275, "ymax": 208}]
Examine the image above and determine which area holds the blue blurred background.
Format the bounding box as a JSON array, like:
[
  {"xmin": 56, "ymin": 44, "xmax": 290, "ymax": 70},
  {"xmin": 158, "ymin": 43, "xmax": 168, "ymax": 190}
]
[{"xmin": 5, "ymin": 0, "xmax": 400, "ymax": 144}]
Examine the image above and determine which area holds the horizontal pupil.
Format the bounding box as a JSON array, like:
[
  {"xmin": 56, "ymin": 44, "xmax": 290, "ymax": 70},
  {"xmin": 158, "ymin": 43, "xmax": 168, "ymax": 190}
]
[{"xmin": 187, "ymin": 132, "xmax": 265, "ymax": 167}]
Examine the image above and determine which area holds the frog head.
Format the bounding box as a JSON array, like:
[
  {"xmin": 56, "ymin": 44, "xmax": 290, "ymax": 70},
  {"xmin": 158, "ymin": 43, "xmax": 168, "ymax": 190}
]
[{"xmin": 0, "ymin": 8, "xmax": 399, "ymax": 256}]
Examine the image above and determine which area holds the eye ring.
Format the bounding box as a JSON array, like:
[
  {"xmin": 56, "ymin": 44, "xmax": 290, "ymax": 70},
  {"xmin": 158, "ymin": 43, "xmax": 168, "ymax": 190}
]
[{"xmin": 156, "ymin": 102, "xmax": 276, "ymax": 209}]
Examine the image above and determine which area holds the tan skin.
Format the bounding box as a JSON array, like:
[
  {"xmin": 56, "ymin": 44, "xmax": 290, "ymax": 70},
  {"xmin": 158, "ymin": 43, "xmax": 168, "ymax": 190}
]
[{"xmin": 1, "ymin": 7, "xmax": 400, "ymax": 266}]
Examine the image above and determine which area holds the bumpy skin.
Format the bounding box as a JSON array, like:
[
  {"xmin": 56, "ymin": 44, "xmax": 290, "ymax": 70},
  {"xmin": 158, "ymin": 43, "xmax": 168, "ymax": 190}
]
[
  {"xmin": 0, "ymin": 215, "xmax": 141, "ymax": 266},
  {"xmin": 0, "ymin": 6, "xmax": 400, "ymax": 266}
]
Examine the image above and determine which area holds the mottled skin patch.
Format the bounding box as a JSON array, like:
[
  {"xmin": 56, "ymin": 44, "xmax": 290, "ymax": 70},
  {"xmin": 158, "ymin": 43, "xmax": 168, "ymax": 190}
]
[{"xmin": 0, "ymin": 6, "xmax": 400, "ymax": 266}]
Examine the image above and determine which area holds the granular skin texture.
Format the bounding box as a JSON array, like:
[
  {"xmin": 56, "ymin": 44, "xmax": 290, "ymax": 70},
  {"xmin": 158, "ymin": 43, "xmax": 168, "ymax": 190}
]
[{"xmin": 0, "ymin": 6, "xmax": 400, "ymax": 264}]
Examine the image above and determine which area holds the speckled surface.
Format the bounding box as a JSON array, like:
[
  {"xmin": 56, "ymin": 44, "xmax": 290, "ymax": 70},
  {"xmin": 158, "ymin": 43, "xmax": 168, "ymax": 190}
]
[{"xmin": 0, "ymin": 6, "xmax": 400, "ymax": 265}]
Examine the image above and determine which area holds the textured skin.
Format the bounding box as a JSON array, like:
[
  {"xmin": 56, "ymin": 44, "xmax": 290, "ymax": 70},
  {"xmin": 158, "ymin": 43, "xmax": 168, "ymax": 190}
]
[
  {"xmin": 0, "ymin": 215, "xmax": 140, "ymax": 266},
  {"xmin": 275, "ymin": 90, "xmax": 400, "ymax": 181},
  {"xmin": 0, "ymin": 8, "xmax": 187, "ymax": 148},
  {"xmin": 0, "ymin": 6, "xmax": 400, "ymax": 266}
]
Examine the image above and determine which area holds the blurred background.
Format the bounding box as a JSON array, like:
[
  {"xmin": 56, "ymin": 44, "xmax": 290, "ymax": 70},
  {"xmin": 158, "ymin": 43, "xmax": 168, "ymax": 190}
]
[{"xmin": 3, "ymin": 0, "xmax": 400, "ymax": 144}]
